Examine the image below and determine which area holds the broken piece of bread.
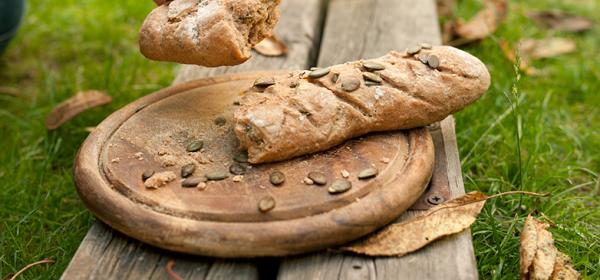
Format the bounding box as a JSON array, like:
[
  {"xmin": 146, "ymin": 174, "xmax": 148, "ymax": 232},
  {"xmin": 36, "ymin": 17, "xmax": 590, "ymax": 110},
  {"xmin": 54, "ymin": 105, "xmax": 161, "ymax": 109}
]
[
  {"xmin": 234, "ymin": 46, "xmax": 491, "ymax": 164},
  {"xmin": 140, "ymin": 0, "xmax": 281, "ymax": 67}
]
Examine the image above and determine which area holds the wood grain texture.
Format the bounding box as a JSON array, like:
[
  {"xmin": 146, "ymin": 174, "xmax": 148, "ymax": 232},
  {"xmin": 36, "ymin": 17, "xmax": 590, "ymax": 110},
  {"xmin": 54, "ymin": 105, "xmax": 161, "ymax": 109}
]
[
  {"xmin": 173, "ymin": 0, "xmax": 326, "ymax": 84},
  {"xmin": 62, "ymin": 1, "xmax": 325, "ymax": 278},
  {"xmin": 277, "ymin": 0, "xmax": 478, "ymax": 279}
]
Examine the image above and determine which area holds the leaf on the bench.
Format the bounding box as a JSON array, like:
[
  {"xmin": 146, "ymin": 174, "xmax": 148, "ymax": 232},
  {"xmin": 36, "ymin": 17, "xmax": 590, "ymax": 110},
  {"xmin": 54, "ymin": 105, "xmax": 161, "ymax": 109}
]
[
  {"xmin": 520, "ymin": 215, "xmax": 580, "ymax": 280},
  {"xmin": 45, "ymin": 90, "xmax": 112, "ymax": 130},
  {"xmin": 253, "ymin": 35, "xmax": 288, "ymax": 57},
  {"xmin": 339, "ymin": 191, "xmax": 487, "ymax": 256}
]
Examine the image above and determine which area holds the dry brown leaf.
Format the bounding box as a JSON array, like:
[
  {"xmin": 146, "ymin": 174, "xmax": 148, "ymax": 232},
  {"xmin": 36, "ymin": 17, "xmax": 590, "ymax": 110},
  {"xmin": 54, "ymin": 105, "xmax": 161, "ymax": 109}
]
[
  {"xmin": 436, "ymin": 0, "xmax": 457, "ymax": 18},
  {"xmin": 518, "ymin": 38, "xmax": 576, "ymax": 60},
  {"xmin": 340, "ymin": 192, "xmax": 488, "ymax": 256},
  {"xmin": 253, "ymin": 35, "xmax": 288, "ymax": 57},
  {"xmin": 447, "ymin": 0, "xmax": 508, "ymax": 46},
  {"xmin": 45, "ymin": 90, "xmax": 112, "ymax": 130},
  {"xmin": 520, "ymin": 215, "xmax": 580, "ymax": 280},
  {"xmin": 527, "ymin": 10, "xmax": 593, "ymax": 33}
]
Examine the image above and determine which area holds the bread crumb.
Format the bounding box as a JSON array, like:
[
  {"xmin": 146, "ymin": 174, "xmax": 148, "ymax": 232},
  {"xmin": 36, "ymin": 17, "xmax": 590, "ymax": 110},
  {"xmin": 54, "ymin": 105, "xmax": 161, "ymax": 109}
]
[
  {"xmin": 111, "ymin": 157, "xmax": 120, "ymax": 164},
  {"xmin": 134, "ymin": 152, "xmax": 144, "ymax": 161},
  {"xmin": 144, "ymin": 171, "xmax": 176, "ymax": 189},
  {"xmin": 161, "ymin": 155, "xmax": 177, "ymax": 167},
  {"xmin": 232, "ymin": 175, "xmax": 244, "ymax": 182},
  {"xmin": 380, "ymin": 157, "xmax": 390, "ymax": 163},
  {"xmin": 197, "ymin": 182, "xmax": 207, "ymax": 190},
  {"xmin": 303, "ymin": 177, "xmax": 314, "ymax": 185},
  {"xmin": 341, "ymin": 170, "xmax": 350, "ymax": 178}
]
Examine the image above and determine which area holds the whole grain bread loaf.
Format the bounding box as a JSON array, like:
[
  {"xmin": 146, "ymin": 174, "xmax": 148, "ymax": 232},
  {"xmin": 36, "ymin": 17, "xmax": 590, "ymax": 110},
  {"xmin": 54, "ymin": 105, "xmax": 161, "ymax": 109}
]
[
  {"xmin": 139, "ymin": 0, "xmax": 281, "ymax": 67},
  {"xmin": 234, "ymin": 46, "xmax": 491, "ymax": 163}
]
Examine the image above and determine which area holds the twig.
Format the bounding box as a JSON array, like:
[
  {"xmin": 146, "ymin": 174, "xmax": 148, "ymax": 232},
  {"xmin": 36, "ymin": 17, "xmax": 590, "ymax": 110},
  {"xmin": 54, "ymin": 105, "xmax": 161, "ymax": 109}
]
[
  {"xmin": 8, "ymin": 259, "xmax": 55, "ymax": 280},
  {"xmin": 166, "ymin": 260, "xmax": 184, "ymax": 280}
]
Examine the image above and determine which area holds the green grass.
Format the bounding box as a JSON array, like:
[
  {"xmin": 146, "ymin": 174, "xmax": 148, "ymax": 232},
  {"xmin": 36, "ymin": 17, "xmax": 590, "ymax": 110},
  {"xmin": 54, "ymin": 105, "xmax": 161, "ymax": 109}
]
[{"xmin": 0, "ymin": 0, "xmax": 598, "ymax": 279}]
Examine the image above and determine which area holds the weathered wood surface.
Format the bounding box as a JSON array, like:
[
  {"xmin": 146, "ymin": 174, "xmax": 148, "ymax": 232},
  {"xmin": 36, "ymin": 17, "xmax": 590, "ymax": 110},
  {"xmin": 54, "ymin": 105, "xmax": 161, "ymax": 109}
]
[
  {"xmin": 277, "ymin": 0, "xmax": 478, "ymax": 279},
  {"xmin": 63, "ymin": 0, "xmax": 478, "ymax": 278},
  {"xmin": 61, "ymin": 1, "xmax": 325, "ymax": 278}
]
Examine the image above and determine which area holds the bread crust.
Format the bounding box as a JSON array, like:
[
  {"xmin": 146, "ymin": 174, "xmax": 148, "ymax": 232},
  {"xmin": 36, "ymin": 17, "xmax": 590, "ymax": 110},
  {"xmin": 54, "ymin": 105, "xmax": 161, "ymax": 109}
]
[
  {"xmin": 139, "ymin": 0, "xmax": 281, "ymax": 67},
  {"xmin": 234, "ymin": 46, "xmax": 491, "ymax": 163}
]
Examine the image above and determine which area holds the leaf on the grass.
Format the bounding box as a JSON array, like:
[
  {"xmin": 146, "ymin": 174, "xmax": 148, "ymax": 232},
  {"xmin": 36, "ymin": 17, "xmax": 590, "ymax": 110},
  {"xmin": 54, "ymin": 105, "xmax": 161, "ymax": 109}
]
[
  {"xmin": 436, "ymin": 0, "xmax": 457, "ymax": 18},
  {"xmin": 340, "ymin": 191, "xmax": 488, "ymax": 256},
  {"xmin": 527, "ymin": 10, "xmax": 593, "ymax": 33},
  {"xmin": 253, "ymin": 35, "xmax": 288, "ymax": 57},
  {"xmin": 45, "ymin": 90, "xmax": 112, "ymax": 130},
  {"xmin": 446, "ymin": 0, "xmax": 508, "ymax": 46},
  {"xmin": 520, "ymin": 215, "xmax": 580, "ymax": 280},
  {"xmin": 518, "ymin": 38, "xmax": 576, "ymax": 60}
]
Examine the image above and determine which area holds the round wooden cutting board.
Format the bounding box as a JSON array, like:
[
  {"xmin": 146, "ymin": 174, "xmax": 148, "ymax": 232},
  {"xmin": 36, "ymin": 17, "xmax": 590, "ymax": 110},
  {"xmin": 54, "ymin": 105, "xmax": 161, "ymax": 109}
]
[{"xmin": 74, "ymin": 71, "xmax": 435, "ymax": 257}]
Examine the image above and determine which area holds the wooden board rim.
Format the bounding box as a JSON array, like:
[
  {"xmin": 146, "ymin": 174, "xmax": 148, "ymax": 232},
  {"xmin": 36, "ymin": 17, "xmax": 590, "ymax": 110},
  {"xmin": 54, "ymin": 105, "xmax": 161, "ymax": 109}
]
[{"xmin": 74, "ymin": 71, "xmax": 435, "ymax": 257}]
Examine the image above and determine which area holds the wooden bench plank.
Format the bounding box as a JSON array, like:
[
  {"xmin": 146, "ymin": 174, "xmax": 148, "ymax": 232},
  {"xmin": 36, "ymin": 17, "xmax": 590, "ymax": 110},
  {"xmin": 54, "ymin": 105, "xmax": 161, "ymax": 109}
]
[
  {"xmin": 277, "ymin": 0, "xmax": 478, "ymax": 279},
  {"xmin": 61, "ymin": 1, "xmax": 326, "ymax": 278}
]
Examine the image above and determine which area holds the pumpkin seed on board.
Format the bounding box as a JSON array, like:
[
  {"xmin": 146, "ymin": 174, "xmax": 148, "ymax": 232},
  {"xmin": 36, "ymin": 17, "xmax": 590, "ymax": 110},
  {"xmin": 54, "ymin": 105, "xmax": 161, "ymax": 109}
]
[
  {"xmin": 233, "ymin": 151, "xmax": 249, "ymax": 163},
  {"xmin": 427, "ymin": 55, "xmax": 440, "ymax": 69},
  {"xmin": 214, "ymin": 116, "xmax": 226, "ymax": 126},
  {"xmin": 269, "ymin": 170, "xmax": 286, "ymax": 186},
  {"xmin": 420, "ymin": 42, "xmax": 432, "ymax": 49},
  {"xmin": 258, "ymin": 196, "xmax": 276, "ymax": 212},
  {"xmin": 229, "ymin": 163, "xmax": 247, "ymax": 175},
  {"xmin": 328, "ymin": 180, "xmax": 352, "ymax": 194},
  {"xmin": 205, "ymin": 169, "xmax": 229, "ymax": 181},
  {"xmin": 341, "ymin": 78, "xmax": 361, "ymax": 92},
  {"xmin": 186, "ymin": 140, "xmax": 204, "ymax": 152},
  {"xmin": 363, "ymin": 72, "xmax": 382, "ymax": 83},
  {"xmin": 254, "ymin": 77, "xmax": 276, "ymax": 87},
  {"xmin": 407, "ymin": 45, "xmax": 422, "ymax": 55},
  {"xmin": 181, "ymin": 163, "xmax": 196, "ymax": 178},
  {"xmin": 307, "ymin": 171, "xmax": 328, "ymax": 185},
  {"xmin": 142, "ymin": 170, "xmax": 155, "ymax": 181},
  {"xmin": 358, "ymin": 167, "xmax": 378, "ymax": 179},
  {"xmin": 362, "ymin": 61, "xmax": 386, "ymax": 71},
  {"xmin": 181, "ymin": 177, "xmax": 206, "ymax": 188},
  {"xmin": 308, "ymin": 68, "xmax": 330, "ymax": 79}
]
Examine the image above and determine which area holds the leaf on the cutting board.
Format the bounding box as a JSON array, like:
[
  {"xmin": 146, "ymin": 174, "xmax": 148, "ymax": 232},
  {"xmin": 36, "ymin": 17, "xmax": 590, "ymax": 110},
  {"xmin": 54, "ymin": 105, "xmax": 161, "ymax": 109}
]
[
  {"xmin": 527, "ymin": 10, "xmax": 593, "ymax": 33},
  {"xmin": 45, "ymin": 90, "xmax": 112, "ymax": 130},
  {"xmin": 340, "ymin": 192, "xmax": 488, "ymax": 256},
  {"xmin": 253, "ymin": 35, "xmax": 288, "ymax": 57},
  {"xmin": 436, "ymin": 0, "xmax": 457, "ymax": 18},
  {"xmin": 520, "ymin": 215, "xmax": 580, "ymax": 280},
  {"xmin": 445, "ymin": 0, "xmax": 508, "ymax": 46}
]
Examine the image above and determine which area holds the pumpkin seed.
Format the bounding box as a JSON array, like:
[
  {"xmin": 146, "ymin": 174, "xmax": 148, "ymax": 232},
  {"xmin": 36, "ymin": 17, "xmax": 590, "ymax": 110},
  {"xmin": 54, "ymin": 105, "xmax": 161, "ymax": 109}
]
[
  {"xmin": 362, "ymin": 72, "xmax": 382, "ymax": 83},
  {"xmin": 181, "ymin": 177, "xmax": 206, "ymax": 188},
  {"xmin": 407, "ymin": 45, "xmax": 422, "ymax": 55},
  {"xmin": 181, "ymin": 163, "xmax": 196, "ymax": 178},
  {"xmin": 358, "ymin": 167, "xmax": 378, "ymax": 179},
  {"xmin": 427, "ymin": 55, "xmax": 440, "ymax": 69},
  {"xmin": 258, "ymin": 196, "xmax": 276, "ymax": 212},
  {"xmin": 233, "ymin": 151, "xmax": 249, "ymax": 163},
  {"xmin": 341, "ymin": 78, "xmax": 361, "ymax": 92},
  {"xmin": 214, "ymin": 116, "xmax": 226, "ymax": 126},
  {"xmin": 269, "ymin": 170, "xmax": 285, "ymax": 186},
  {"xmin": 229, "ymin": 163, "xmax": 247, "ymax": 175},
  {"xmin": 205, "ymin": 169, "xmax": 229, "ymax": 181},
  {"xmin": 186, "ymin": 140, "xmax": 204, "ymax": 152},
  {"xmin": 362, "ymin": 61, "xmax": 385, "ymax": 71},
  {"xmin": 420, "ymin": 42, "xmax": 432, "ymax": 49},
  {"xmin": 254, "ymin": 77, "xmax": 276, "ymax": 87},
  {"xmin": 308, "ymin": 68, "xmax": 330, "ymax": 79},
  {"xmin": 142, "ymin": 170, "xmax": 155, "ymax": 181},
  {"xmin": 328, "ymin": 180, "xmax": 352, "ymax": 194},
  {"xmin": 307, "ymin": 171, "xmax": 327, "ymax": 185}
]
